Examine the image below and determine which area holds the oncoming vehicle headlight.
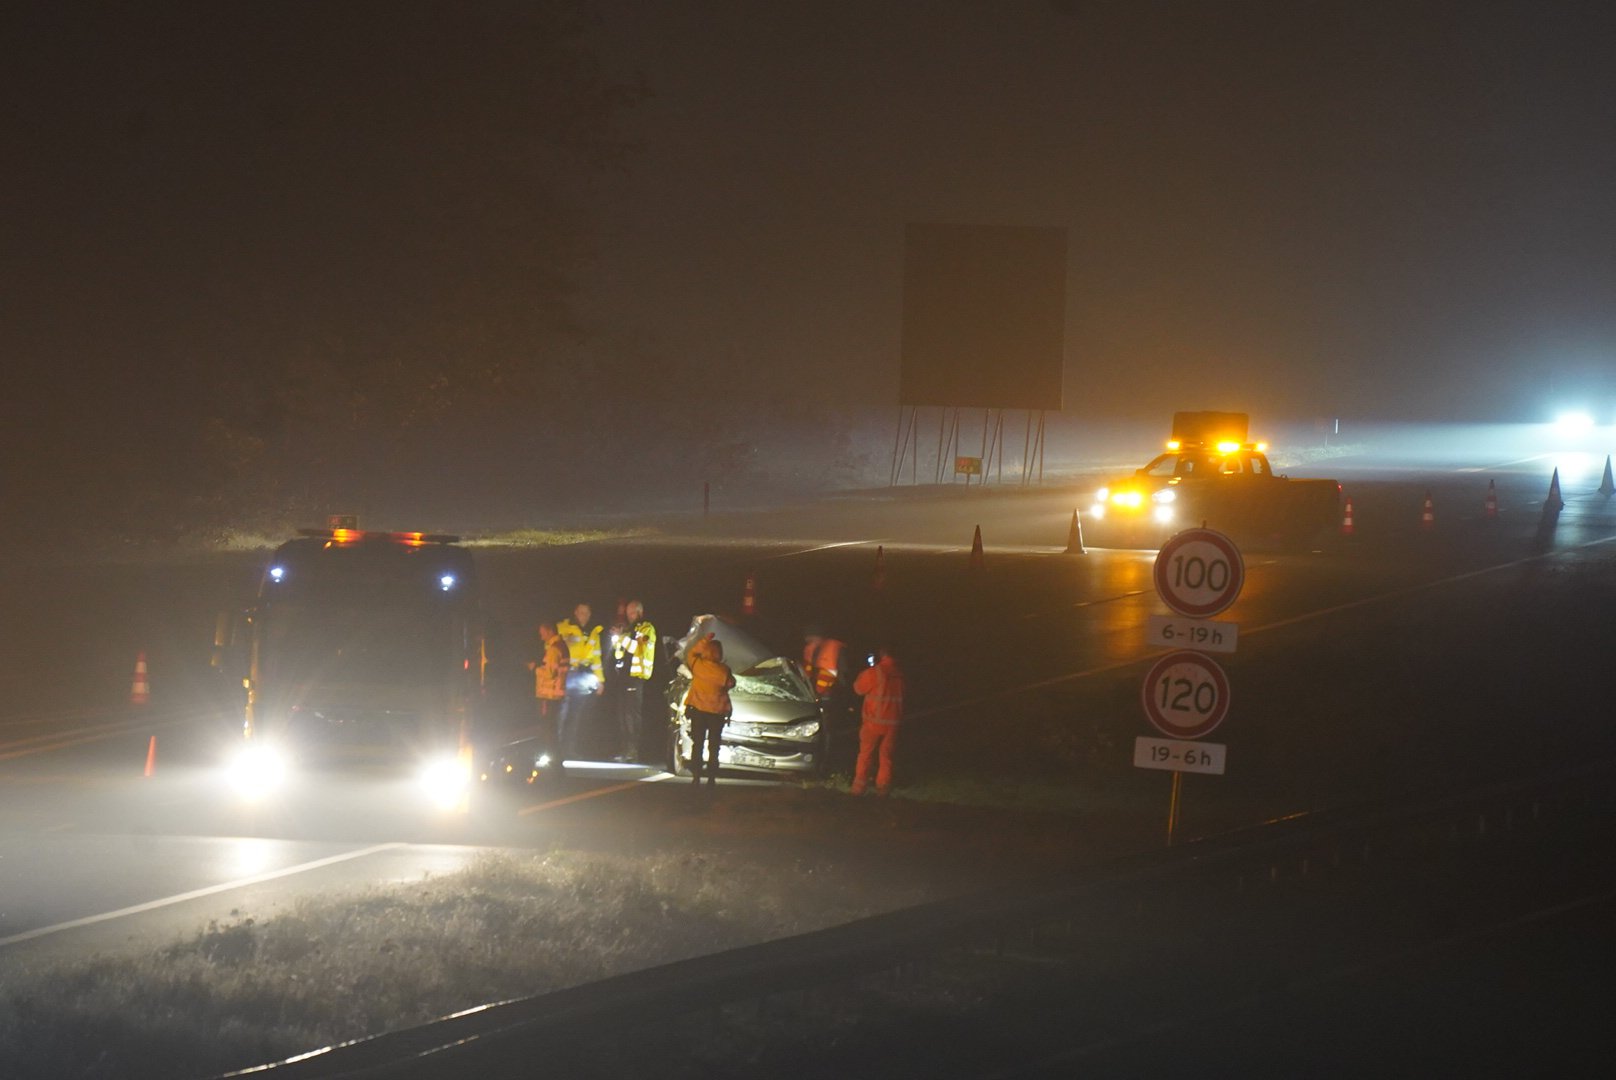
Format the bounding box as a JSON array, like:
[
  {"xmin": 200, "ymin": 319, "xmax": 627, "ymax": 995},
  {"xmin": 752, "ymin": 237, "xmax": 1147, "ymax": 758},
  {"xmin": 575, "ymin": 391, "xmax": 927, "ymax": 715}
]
[
  {"xmin": 1152, "ymin": 488, "xmax": 1177, "ymax": 504},
  {"xmin": 1094, "ymin": 487, "xmax": 1109, "ymax": 502},
  {"xmin": 1153, "ymin": 504, "xmax": 1176, "ymax": 524},
  {"xmin": 226, "ymin": 743, "xmax": 290, "ymax": 801},
  {"xmin": 419, "ymin": 751, "xmax": 473, "ymax": 811}
]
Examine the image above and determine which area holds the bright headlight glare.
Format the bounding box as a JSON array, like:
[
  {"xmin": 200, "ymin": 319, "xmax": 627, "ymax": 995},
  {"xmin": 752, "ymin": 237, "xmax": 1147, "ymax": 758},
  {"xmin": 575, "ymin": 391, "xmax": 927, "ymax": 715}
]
[
  {"xmin": 1095, "ymin": 487, "xmax": 1109, "ymax": 501},
  {"xmin": 1112, "ymin": 490, "xmax": 1143, "ymax": 508},
  {"xmin": 227, "ymin": 744, "xmax": 289, "ymax": 800},
  {"xmin": 1089, "ymin": 503, "xmax": 1106, "ymax": 519},
  {"xmin": 419, "ymin": 754, "xmax": 472, "ymax": 810},
  {"xmin": 1153, "ymin": 488, "xmax": 1177, "ymax": 503},
  {"xmin": 1153, "ymin": 505, "xmax": 1176, "ymax": 524}
]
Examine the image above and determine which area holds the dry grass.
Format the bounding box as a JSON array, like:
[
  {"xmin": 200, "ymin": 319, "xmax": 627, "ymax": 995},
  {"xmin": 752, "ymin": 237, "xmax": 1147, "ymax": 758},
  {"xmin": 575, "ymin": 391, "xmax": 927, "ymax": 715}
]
[{"xmin": 0, "ymin": 848, "xmax": 923, "ymax": 1080}]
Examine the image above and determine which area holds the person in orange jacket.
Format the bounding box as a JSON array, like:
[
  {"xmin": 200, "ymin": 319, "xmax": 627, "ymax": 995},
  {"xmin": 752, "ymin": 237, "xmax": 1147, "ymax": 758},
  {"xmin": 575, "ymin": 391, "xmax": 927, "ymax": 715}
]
[
  {"xmin": 683, "ymin": 634, "xmax": 734, "ymax": 786},
  {"xmin": 801, "ymin": 631, "xmax": 846, "ymax": 699},
  {"xmin": 528, "ymin": 622, "xmax": 570, "ymax": 768},
  {"xmin": 851, "ymin": 645, "xmax": 905, "ymax": 796}
]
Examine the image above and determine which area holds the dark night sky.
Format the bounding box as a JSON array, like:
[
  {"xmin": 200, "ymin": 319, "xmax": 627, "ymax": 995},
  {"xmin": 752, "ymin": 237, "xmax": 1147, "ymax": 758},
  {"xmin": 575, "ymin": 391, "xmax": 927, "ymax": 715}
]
[
  {"xmin": 581, "ymin": 0, "xmax": 1616, "ymax": 422},
  {"xmin": 5, "ymin": 0, "xmax": 1616, "ymax": 479}
]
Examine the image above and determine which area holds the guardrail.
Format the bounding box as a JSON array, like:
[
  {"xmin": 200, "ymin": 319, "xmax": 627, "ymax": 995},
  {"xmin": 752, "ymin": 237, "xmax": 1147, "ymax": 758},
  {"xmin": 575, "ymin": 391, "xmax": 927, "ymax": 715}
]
[{"xmin": 229, "ymin": 759, "xmax": 1616, "ymax": 1079}]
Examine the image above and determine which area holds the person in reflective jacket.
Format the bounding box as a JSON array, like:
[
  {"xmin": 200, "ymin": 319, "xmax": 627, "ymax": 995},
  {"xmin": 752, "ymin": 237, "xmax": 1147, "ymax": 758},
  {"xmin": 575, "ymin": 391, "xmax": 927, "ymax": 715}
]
[
  {"xmin": 801, "ymin": 632, "xmax": 845, "ymax": 699},
  {"xmin": 528, "ymin": 622, "xmax": 570, "ymax": 770},
  {"xmin": 557, "ymin": 604, "xmax": 604, "ymax": 762},
  {"xmin": 851, "ymin": 646, "xmax": 905, "ymax": 796},
  {"xmin": 683, "ymin": 634, "xmax": 734, "ymax": 786},
  {"xmin": 611, "ymin": 600, "xmax": 657, "ymax": 762}
]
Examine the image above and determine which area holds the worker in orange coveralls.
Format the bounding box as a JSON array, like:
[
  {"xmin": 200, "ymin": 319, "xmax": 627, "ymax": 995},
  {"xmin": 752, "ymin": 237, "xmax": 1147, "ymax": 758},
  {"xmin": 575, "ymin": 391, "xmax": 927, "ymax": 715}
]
[{"xmin": 850, "ymin": 645, "xmax": 905, "ymax": 796}]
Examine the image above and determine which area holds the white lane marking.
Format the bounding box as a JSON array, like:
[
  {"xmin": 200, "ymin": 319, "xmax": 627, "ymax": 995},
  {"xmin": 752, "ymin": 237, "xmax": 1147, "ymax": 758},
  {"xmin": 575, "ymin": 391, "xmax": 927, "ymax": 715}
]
[
  {"xmin": 765, "ymin": 539, "xmax": 877, "ymax": 559},
  {"xmin": 0, "ymin": 842, "xmax": 406, "ymax": 948},
  {"xmin": 916, "ymin": 531, "xmax": 1616, "ymax": 721}
]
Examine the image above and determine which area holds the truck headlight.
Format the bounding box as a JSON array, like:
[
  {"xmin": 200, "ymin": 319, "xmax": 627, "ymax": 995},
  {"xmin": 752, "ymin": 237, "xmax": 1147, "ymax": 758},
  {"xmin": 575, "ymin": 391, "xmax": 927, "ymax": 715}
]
[
  {"xmin": 226, "ymin": 743, "xmax": 289, "ymax": 801},
  {"xmin": 419, "ymin": 752, "xmax": 473, "ymax": 811}
]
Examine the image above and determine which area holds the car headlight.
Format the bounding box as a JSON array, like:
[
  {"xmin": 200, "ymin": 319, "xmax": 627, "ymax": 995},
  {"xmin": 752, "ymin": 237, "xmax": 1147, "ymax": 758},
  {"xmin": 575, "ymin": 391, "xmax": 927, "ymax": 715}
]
[
  {"xmin": 1095, "ymin": 487, "xmax": 1109, "ymax": 501},
  {"xmin": 226, "ymin": 743, "xmax": 289, "ymax": 801},
  {"xmin": 780, "ymin": 718, "xmax": 821, "ymax": 739},
  {"xmin": 1152, "ymin": 488, "xmax": 1176, "ymax": 503},
  {"xmin": 1153, "ymin": 504, "xmax": 1175, "ymax": 524}
]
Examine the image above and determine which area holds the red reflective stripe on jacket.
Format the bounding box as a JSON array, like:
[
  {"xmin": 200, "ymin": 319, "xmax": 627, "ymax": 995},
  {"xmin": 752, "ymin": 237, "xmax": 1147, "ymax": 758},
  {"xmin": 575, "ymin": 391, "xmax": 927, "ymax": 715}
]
[{"xmin": 853, "ymin": 657, "xmax": 904, "ymax": 724}]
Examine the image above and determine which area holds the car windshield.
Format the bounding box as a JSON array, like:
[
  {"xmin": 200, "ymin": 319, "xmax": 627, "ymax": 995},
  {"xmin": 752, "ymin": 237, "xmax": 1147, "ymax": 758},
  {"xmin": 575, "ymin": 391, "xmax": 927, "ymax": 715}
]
[{"xmin": 733, "ymin": 656, "xmax": 814, "ymax": 701}]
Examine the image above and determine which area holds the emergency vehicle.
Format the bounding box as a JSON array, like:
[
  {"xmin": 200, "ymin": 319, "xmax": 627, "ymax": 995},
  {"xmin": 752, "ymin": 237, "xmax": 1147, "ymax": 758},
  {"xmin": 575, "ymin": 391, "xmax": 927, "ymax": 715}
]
[
  {"xmin": 1086, "ymin": 412, "xmax": 1341, "ymax": 549},
  {"xmin": 218, "ymin": 527, "xmax": 486, "ymax": 810}
]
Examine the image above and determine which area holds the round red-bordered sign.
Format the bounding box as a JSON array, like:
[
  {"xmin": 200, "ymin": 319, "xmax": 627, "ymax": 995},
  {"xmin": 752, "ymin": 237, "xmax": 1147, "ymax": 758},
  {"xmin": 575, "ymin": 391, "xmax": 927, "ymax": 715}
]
[
  {"xmin": 1153, "ymin": 528, "xmax": 1245, "ymax": 618},
  {"xmin": 1141, "ymin": 650, "xmax": 1231, "ymax": 739}
]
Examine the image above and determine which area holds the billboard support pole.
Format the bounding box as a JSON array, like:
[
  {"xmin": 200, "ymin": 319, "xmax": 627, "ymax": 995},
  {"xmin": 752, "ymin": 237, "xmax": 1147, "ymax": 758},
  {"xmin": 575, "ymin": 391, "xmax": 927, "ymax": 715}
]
[{"xmin": 1021, "ymin": 412, "xmax": 1032, "ymax": 486}]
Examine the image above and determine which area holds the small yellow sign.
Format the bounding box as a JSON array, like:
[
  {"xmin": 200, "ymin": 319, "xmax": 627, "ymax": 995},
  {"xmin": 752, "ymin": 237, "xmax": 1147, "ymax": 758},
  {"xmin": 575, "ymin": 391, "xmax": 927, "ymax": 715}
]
[{"xmin": 954, "ymin": 456, "xmax": 982, "ymax": 476}]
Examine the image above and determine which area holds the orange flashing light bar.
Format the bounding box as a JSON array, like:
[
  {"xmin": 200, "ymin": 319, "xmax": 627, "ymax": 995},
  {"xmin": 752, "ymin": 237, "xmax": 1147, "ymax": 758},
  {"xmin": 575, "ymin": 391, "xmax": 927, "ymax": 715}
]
[{"xmin": 297, "ymin": 528, "xmax": 461, "ymax": 545}]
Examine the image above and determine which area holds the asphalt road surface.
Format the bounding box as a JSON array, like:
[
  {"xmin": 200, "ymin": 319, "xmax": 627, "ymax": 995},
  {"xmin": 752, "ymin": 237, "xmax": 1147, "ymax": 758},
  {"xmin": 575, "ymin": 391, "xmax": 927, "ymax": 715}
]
[{"xmin": 3, "ymin": 443, "xmax": 1615, "ymax": 1073}]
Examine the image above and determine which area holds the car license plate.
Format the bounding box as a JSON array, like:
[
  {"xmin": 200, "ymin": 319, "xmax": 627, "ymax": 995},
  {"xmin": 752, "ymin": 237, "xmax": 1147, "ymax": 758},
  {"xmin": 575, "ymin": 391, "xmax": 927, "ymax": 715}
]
[{"xmin": 729, "ymin": 747, "xmax": 775, "ymax": 768}]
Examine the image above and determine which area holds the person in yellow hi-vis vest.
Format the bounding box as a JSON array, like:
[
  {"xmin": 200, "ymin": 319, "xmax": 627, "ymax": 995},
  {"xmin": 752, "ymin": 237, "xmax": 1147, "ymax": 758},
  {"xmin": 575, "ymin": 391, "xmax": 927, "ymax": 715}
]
[
  {"xmin": 611, "ymin": 599, "xmax": 657, "ymax": 762},
  {"xmin": 556, "ymin": 603, "xmax": 604, "ymax": 763}
]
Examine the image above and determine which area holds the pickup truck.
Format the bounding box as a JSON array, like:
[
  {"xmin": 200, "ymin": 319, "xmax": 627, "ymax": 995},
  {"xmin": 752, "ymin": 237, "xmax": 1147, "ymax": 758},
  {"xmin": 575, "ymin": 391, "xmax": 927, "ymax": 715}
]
[{"xmin": 1085, "ymin": 427, "xmax": 1341, "ymax": 550}]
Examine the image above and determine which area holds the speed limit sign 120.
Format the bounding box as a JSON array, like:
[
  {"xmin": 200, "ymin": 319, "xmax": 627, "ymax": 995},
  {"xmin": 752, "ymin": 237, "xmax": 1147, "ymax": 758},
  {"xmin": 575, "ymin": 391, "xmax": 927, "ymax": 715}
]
[
  {"xmin": 1141, "ymin": 650, "xmax": 1231, "ymax": 739},
  {"xmin": 1153, "ymin": 528, "xmax": 1245, "ymax": 618}
]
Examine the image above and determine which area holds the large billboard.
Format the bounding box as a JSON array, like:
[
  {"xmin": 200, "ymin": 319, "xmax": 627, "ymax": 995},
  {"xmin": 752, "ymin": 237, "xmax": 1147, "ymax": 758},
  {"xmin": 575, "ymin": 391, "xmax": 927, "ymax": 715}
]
[{"xmin": 899, "ymin": 222, "xmax": 1067, "ymax": 411}]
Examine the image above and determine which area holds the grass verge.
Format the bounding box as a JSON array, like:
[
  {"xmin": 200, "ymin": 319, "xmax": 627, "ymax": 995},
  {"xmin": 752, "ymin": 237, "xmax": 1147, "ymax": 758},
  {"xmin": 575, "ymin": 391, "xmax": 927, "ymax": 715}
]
[{"xmin": 0, "ymin": 847, "xmax": 925, "ymax": 1080}]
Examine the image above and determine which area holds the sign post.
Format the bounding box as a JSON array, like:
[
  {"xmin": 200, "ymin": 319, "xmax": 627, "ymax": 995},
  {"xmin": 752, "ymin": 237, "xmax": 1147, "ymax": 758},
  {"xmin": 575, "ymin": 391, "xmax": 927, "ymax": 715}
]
[{"xmin": 1139, "ymin": 528, "xmax": 1244, "ymax": 846}]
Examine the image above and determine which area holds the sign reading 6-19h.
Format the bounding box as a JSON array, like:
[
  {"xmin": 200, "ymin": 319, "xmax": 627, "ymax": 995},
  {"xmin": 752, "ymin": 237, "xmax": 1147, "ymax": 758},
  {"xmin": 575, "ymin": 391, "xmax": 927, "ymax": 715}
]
[
  {"xmin": 1141, "ymin": 650, "xmax": 1231, "ymax": 739},
  {"xmin": 1153, "ymin": 528, "xmax": 1245, "ymax": 618}
]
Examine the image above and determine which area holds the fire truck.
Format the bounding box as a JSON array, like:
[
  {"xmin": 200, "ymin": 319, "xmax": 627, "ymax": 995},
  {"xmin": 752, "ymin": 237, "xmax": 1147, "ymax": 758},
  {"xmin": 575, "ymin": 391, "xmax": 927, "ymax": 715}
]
[
  {"xmin": 1085, "ymin": 412, "xmax": 1341, "ymax": 549},
  {"xmin": 217, "ymin": 527, "xmax": 488, "ymax": 810}
]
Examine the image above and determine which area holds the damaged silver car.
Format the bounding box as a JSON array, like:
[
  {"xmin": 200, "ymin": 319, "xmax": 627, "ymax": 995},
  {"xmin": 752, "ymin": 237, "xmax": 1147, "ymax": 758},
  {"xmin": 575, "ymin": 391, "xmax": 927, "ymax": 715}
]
[{"xmin": 664, "ymin": 615, "xmax": 832, "ymax": 777}]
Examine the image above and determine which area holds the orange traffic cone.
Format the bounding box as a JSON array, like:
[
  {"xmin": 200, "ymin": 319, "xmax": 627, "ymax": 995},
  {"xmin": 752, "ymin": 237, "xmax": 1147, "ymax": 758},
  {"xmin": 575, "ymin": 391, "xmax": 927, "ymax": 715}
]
[
  {"xmin": 873, "ymin": 545, "xmax": 887, "ymax": 590},
  {"xmin": 1544, "ymin": 468, "xmax": 1564, "ymax": 513},
  {"xmin": 1600, "ymin": 456, "xmax": 1614, "ymax": 498},
  {"xmin": 1419, "ymin": 492, "xmax": 1435, "ymax": 530},
  {"xmin": 1064, "ymin": 510, "xmax": 1086, "ymax": 555},
  {"xmin": 1340, "ymin": 497, "xmax": 1355, "ymax": 536},
  {"xmin": 742, "ymin": 573, "xmax": 757, "ymax": 616},
  {"xmin": 143, "ymin": 735, "xmax": 157, "ymax": 777},
  {"xmin": 1484, "ymin": 479, "xmax": 1498, "ymax": 518},
  {"xmin": 968, "ymin": 525, "xmax": 985, "ymax": 571},
  {"xmin": 130, "ymin": 651, "xmax": 150, "ymax": 706}
]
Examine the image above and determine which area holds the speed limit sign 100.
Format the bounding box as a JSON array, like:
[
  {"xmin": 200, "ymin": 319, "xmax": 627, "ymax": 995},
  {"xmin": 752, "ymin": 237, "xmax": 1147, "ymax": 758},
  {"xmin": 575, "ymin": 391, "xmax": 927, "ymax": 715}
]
[
  {"xmin": 1142, "ymin": 650, "xmax": 1231, "ymax": 739},
  {"xmin": 1153, "ymin": 528, "xmax": 1245, "ymax": 618}
]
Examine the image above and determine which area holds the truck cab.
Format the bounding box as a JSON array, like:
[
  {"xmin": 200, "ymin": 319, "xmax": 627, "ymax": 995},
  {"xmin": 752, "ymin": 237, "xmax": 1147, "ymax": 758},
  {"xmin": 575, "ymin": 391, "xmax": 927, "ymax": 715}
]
[
  {"xmin": 1087, "ymin": 413, "xmax": 1340, "ymax": 549},
  {"xmin": 221, "ymin": 528, "xmax": 486, "ymax": 810}
]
